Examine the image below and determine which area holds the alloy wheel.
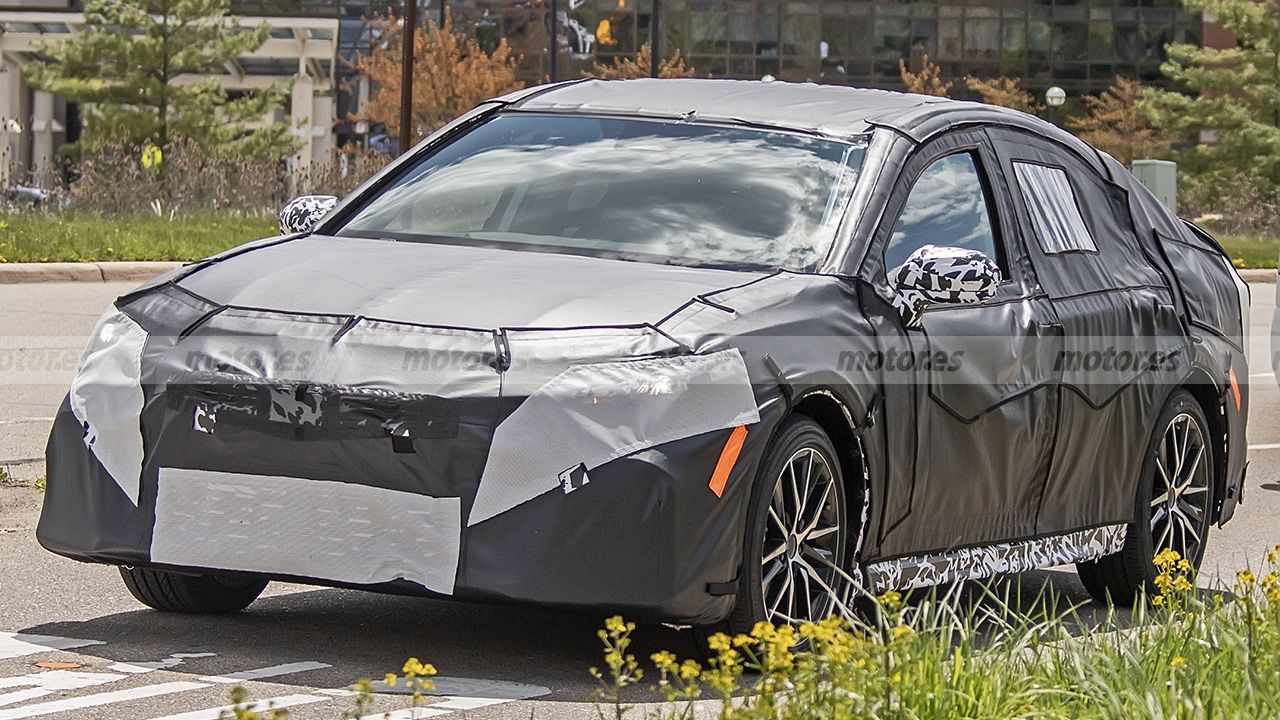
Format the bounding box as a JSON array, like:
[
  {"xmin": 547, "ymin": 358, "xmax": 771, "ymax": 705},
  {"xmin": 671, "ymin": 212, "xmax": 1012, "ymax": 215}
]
[
  {"xmin": 760, "ymin": 447, "xmax": 847, "ymax": 625},
  {"xmin": 1150, "ymin": 411, "xmax": 1212, "ymax": 562}
]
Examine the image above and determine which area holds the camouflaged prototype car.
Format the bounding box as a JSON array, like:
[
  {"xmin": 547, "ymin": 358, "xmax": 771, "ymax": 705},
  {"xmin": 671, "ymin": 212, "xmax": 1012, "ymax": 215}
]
[{"xmin": 41, "ymin": 79, "xmax": 1250, "ymax": 631}]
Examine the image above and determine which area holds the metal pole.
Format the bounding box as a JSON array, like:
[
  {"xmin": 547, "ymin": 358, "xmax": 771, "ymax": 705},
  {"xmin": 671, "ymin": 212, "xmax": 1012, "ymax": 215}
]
[
  {"xmin": 398, "ymin": 0, "xmax": 417, "ymax": 156},
  {"xmin": 439, "ymin": 0, "xmax": 445, "ymax": 30},
  {"xmin": 650, "ymin": 0, "xmax": 660, "ymax": 77},
  {"xmin": 548, "ymin": 0, "xmax": 558, "ymax": 82}
]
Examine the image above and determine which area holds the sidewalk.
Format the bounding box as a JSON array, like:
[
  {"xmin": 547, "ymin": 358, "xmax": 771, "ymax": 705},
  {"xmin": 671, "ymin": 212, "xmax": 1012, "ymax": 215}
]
[{"xmin": 0, "ymin": 262, "xmax": 184, "ymax": 284}]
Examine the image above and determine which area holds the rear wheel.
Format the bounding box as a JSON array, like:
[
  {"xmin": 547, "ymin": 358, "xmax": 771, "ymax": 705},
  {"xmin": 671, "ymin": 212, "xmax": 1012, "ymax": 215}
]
[
  {"xmin": 119, "ymin": 566, "xmax": 268, "ymax": 614},
  {"xmin": 1077, "ymin": 389, "xmax": 1215, "ymax": 605},
  {"xmin": 718, "ymin": 416, "xmax": 856, "ymax": 635}
]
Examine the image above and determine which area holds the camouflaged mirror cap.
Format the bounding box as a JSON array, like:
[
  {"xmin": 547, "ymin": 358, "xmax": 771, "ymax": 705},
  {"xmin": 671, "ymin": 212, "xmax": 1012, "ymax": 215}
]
[{"xmin": 278, "ymin": 195, "xmax": 338, "ymax": 235}]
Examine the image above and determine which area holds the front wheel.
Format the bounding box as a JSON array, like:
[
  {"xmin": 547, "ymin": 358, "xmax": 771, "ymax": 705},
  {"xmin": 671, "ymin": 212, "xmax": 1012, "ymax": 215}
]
[
  {"xmin": 718, "ymin": 416, "xmax": 856, "ymax": 634},
  {"xmin": 120, "ymin": 566, "xmax": 268, "ymax": 614},
  {"xmin": 1077, "ymin": 389, "xmax": 1215, "ymax": 605}
]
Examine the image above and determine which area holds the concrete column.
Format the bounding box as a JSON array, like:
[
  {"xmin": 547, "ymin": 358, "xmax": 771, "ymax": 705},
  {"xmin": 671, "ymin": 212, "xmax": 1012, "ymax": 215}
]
[
  {"xmin": 0, "ymin": 55, "xmax": 29, "ymax": 187},
  {"xmin": 310, "ymin": 93, "xmax": 334, "ymax": 167},
  {"xmin": 30, "ymin": 90, "xmax": 58, "ymax": 187},
  {"xmin": 290, "ymin": 73, "xmax": 316, "ymax": 189}
]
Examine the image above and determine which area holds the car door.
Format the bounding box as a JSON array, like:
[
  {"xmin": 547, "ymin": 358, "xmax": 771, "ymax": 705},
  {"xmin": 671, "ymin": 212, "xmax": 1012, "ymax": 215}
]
[
  {"xmin": 863, "ymin": 129, "xmax": 1064, "ymax": 558},
  {"xmin": 986, "ymin": 128, "xmax": 1187, "ymax": 536}
]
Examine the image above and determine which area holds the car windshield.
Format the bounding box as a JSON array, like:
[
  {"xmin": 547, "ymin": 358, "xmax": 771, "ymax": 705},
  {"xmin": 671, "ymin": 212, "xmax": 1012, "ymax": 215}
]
[{"xmin": 336, "ymin": 114, "xmax": 867, "ymax": 271}]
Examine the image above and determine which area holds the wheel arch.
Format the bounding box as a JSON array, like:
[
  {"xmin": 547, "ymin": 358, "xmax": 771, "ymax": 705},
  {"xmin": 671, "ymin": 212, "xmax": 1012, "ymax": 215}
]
[
  {"xmin": 790, "ymin": 389, "xmax": 871, "ymax": 555},
  {"xmin": 1180, "ymin": 370, "xmax": 1229, "ymax": 523}
]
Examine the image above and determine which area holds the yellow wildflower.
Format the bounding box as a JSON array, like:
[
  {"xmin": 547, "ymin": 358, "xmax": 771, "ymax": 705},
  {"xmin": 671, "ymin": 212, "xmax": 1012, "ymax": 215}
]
[
  {"xmin": 383, "ymin": 673, "xmax": 397, "ymax": 687},
  {"xmin": 651, "ymin": 651, "xmax": 677, "ymax": 671},
  {"xmin": 1238, "ymin": 570, "xmax": 1256, "ymax": 587},
  {"xmin": 706, "ymin": 633, "xmax": 731, "ymax": 652},
  {"xmin": 1171, "ymin": 656, "xmax": 1186, "ymax": 668}
]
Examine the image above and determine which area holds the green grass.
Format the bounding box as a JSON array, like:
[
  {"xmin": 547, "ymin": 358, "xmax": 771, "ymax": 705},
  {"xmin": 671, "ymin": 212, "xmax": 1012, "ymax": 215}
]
[
  {"xmin": 1, "ymin": 211, "xmax": 1276, "ymax": 270},
  {"xmin": 0, "ymin": 212, "xmax": 276, "ymax": 263},
  {"xmin": 1219, "ymin": 235, "xmax": 1280, "ymax": 269}
]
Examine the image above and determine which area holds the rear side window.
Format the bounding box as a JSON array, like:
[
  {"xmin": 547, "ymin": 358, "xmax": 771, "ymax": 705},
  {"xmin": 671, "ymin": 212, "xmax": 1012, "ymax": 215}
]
[{"xmin": 1012, "ymin": 162, "xmax": 1099, "ymax": 254}]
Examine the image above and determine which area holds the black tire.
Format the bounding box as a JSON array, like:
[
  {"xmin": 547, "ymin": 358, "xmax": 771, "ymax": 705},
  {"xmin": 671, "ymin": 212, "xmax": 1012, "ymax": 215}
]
[
  {"xmin": 119, "ymin": 566, "xmax": 268, "ymax": 614},
  {"xmin": 715, "ymin": 415, "xmax": 855, "ymax": 636},
  {"xmin": 1076, "ymin": 389, "xmax": 1215, "ymax": 605}
]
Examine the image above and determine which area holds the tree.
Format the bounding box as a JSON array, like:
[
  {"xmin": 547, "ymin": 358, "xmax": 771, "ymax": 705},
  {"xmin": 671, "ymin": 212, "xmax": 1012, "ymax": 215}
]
[
  {"xmin": 1142, "ymin": 0, "xmax": 1280, "ymax": 207},
  {"xmin": 583, "ymin": 43, "xmax": 696, "ymax": 80},
  {"xmin": 353, "ymin": 11, "xmax": 523, "ymax": 142},
  {"xmin": 898, "ymin": 55, "xmax": 952, "ymax": 97},
  {"xmin": 1068, "ymin": 76, "xmax": 1174, "ymax": 165},
  {"xmin": 965, "ymin": 76, "xmax": 1041, "ymax": 115},
  {"xmin": 23, "ymin": 0, "xmax": 295, "ymax": 160}
]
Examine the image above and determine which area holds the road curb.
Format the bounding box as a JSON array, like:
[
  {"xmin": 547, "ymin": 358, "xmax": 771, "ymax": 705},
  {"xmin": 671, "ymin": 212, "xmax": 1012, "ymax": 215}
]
[
  {"xmin": 0, "ymin": 261, "xmax": 183, "ymax": 284},
  {"xmin": 1239, "ymin": 269, "xmax": 1276, "ymax": 283}
]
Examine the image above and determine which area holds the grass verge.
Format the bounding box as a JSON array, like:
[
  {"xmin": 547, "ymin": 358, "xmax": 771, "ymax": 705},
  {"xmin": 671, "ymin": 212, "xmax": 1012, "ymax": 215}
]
[
  {"xmin": 1, "ymin": 212, "xmax": 1276, "ymax": 269},
  {"xmin": 1220, "ymin": 235, "xmax": 1280, "ymax": 269},
  {"xmin": 0, "ymin": 212, "xmax": 276, "ymax": 263},
  {"xmin": 589, "ymin": 548, "xmax": 1280, "ymax": 719}
]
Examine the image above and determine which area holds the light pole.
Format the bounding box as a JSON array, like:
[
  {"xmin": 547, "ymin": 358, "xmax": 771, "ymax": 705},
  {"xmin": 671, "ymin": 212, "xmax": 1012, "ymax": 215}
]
[
  {"xmin": 1046, "ymin": 86, "xmax": 1066, "ymax": 126},
  {"xmin": 398, "ymin": 0, "xmax": 417, "ymax": 156}
]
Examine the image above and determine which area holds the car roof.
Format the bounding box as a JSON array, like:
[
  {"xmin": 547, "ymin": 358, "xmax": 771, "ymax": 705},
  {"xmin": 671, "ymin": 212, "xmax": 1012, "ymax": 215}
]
[{"xmin": 495, "ymin": 78, "xmax": 1095, "ymax": 157}]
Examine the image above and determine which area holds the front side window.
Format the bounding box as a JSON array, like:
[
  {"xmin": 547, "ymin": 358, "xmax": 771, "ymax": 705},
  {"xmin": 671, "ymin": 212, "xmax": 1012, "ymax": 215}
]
[
  {"xmin": 884, "ymin": 152, "xmax": 1003, "ymax": 272},
  {"xmin": 336, "ymin": 114, "xmax": 867, "ymax": 271}
]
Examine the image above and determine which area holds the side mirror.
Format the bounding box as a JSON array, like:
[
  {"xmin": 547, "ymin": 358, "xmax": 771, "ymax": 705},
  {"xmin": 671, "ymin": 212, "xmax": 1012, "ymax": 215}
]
[
  {"xmin": 890, "ymin": 245, "xmax": 1001, "ymax": 328},
  {"xmin": 278, "ymin": 195, "xmax": 338, "ymax": 235}
]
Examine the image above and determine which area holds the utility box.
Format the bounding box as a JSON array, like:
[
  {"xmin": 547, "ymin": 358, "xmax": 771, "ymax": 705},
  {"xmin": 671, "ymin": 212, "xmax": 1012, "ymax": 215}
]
[{"xmin": 1131, "ymin": 160, "xmax": 1177, "ymax": 212}]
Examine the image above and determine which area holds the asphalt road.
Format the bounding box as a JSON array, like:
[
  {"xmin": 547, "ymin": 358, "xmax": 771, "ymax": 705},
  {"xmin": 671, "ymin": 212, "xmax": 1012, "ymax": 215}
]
[{"xmin": 0, "ymin": 280, "xmax": 1276, "ymax": 719}]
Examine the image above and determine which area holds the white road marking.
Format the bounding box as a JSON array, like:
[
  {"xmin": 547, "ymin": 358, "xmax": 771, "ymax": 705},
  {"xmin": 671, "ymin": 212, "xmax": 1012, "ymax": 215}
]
[
  {"xmin": 431, "ymin": 696, "xmax": 509, "ymax": 710},
  {"xmin": 1250, "ymin": 373, "xmax": 1274, "ymax": 380},
  {"xmin": 145, "ymin": 693, "xmax": 328, "ymax": 720},
  {"xmin": 360, "ymin": 692, "xmax": 535, "ymax": 719},
  {"xmin": 109, "ymin": 653, "xmax": 217, "ymax": 674},
  {"xmin": 1250, "ymin": 443, "xmax": 1280, "ymax": 451},
  {"xmin": 372, "ymin": 676, "xmax": 550, "ymax": 700},
  {"xmin": 198, "ymin": 661, "xmax": 330, "ymax": 684},
  {"xmin": 0, "ymin": 690, "xmax": 50, "ymax": 709},
  {"xmin": 359, "ymin": 709, "xmax": 451, "ymax": 720},
  {"xmin": 0, "ymin": 418, "xmax": 55, "ymax": 427},
  {"xmin": 0, "ymin": 670, "xmax": 125, "ymax": 691},
  {"xmin": 0, "ymin": 681, "xmax": 209, "ymax": 720},
  {"xmin": 0, "ymin": 633, "xmax": 102, "ymax": 661}
]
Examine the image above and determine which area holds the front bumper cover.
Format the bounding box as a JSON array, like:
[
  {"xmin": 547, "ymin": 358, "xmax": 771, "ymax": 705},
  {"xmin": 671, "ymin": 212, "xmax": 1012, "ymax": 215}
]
[{"xmin": 39, "ymin": 284, "xmax": 768, "ymax": 624}]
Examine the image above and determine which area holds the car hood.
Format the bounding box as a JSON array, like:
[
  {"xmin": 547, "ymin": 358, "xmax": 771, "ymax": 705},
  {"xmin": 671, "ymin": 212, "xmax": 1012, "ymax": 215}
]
[{"xmin": 176, "ymin": 235, "xmax": 767, "ymax": 328}]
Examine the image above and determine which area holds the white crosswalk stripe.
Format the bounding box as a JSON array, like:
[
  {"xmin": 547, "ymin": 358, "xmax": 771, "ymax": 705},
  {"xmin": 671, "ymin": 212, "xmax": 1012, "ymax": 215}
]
[
  {"xmin": 0, "ymin": 633, "xmax": 102, "ymax": 661},
  {"xmin": 0, "ymin": 635, "xmax": 537, "ymax": 720},
  {"xmin": 0, "ymin": 681, "xmax": 209, "ymax": 720},
  {"xmin": 0, "ymin": 690, "xmax": 51, "ymax": 709},
  {"xmin": 145, "ymin": 692, "xmax": 329, "ymax": 720}
]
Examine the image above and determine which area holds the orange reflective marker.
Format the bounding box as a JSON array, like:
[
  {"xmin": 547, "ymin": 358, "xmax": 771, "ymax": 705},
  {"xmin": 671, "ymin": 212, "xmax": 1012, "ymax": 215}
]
[
  {"xmin": 1229, "ymin": 366, "xmax": 1242, "ymax": 411},
  {"xmin": 709, "ymin": 425, "xmax": 749, "ymax": 498}
]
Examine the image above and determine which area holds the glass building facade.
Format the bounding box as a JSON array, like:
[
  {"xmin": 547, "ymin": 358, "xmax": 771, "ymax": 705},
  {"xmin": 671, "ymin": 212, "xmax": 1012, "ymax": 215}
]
[{"xmin": 360, "ymin": 0, "xmax": 1204, "ymax": 95}]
